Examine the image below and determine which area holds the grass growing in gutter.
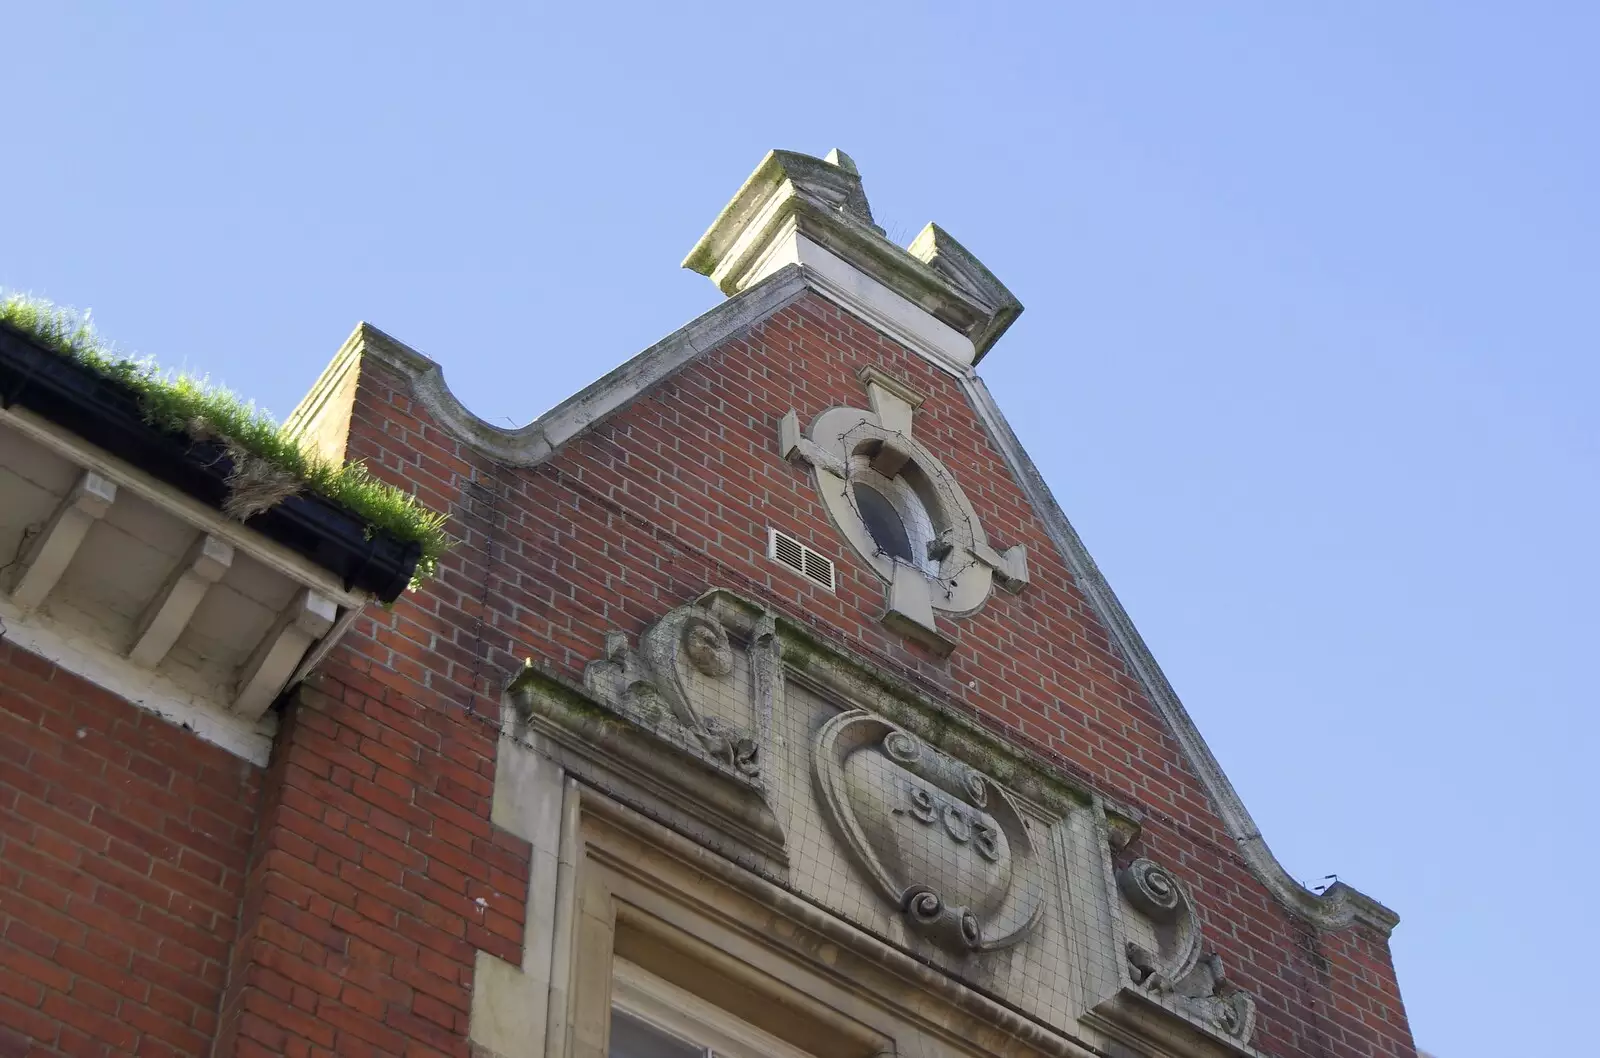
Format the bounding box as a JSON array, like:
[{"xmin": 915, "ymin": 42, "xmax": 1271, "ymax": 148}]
[{"xmin": 1, "ymin": 293, "xmax": 450, "ymax": 590}]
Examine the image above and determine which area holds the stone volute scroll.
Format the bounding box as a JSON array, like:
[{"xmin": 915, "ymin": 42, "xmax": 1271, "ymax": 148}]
[
  {"xmin": 504, "ymin": 594, "xmax": 791, "ymax": 871},
  {"xmin": 779, "ymin": 367, "xmax": 1028, "ymax": 655},
  {"xmin": 813, "ymin": 710, "xmax": 1043, "ymax": 954},
  {"xmin": 1114, "ymin": 857, "xmax": 1258, "ymax": 1047},
  {"xmin": 583, "ymin": 604, "xmax": 770, "ymax": 780}
]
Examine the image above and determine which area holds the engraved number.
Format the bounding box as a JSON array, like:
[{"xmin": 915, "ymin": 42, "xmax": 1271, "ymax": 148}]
[
  {"xmin": 942, "ymin": 804, "xmax": 972, "ymax": 842},
  {"xmin": 903, "ymin": 782, "xmax": 1000, "ymax": 862},
  {"xmin": 972, "ymin": 820, "xmax": 1001, "ymax": 862}
]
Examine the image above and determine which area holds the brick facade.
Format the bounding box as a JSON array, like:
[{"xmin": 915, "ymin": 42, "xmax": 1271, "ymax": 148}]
[
  {"xmin": 210, "ymin": 666, "xmax": 528, "ymax": 1058},
  {"xmin": 0, "ymin": 290, "xmax": 1416, "ymax": 1056},
  {"xmin": 0, "ymin": 641, "xmax": 258, "ymax": 1057}
]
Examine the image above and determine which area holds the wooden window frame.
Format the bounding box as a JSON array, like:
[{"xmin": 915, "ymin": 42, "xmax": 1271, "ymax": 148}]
[{"xmin": 610, "ymin": 959, "xmax": 819, "ymax": 1058}]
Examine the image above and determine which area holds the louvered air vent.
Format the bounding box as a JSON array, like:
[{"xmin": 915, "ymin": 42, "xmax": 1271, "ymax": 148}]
[{"xmin": 768, "ymin": 527, "xmax": 835, "ymax": 591}]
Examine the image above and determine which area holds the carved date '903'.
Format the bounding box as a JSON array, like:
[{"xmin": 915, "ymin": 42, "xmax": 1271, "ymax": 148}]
[{"xmin": 905, "ymin": 783, "xmax": 1001, "ymax": 861}]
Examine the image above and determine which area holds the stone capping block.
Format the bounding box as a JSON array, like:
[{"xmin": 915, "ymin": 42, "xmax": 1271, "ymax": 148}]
[{"xmin": 905, "ymin": 222, "xmax": 1024, "ymax": 364}]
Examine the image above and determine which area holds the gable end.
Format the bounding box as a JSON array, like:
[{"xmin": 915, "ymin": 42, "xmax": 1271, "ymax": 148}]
[{"xmin": 289, "ymin": 263, "xmax": 1398, "ymax": 938}]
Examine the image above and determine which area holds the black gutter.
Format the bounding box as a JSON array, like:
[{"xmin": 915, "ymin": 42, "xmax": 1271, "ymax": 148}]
[{"xmin": 0, "ymin": 323, "xmax": 420, "ymax": 603}]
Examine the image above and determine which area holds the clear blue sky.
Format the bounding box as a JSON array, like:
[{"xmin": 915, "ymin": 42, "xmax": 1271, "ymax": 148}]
[{"xmin": 5, "ymin": 5, "xmax": 1594, "ymax": 1054}]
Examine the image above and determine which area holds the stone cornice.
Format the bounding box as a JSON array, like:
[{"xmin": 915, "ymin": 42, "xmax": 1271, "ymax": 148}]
[{"xmin": 699, "ymin": 588, "xmax": 1139, "ymax": 828}]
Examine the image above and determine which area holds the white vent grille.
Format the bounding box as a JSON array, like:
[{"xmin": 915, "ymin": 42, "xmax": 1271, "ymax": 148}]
[{"xmin": 768, "ymin": 528, "xmax": 835, "ymax": 591}]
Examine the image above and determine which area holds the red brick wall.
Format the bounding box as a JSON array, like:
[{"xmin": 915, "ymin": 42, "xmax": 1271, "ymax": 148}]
[
  {"xmin": 315, "ymin": 290, "xmax": 1415, "ymax": 1058},
  {"xmin": 0, "ymin": 640, "xmax": 260, "ymax": 1058},
  {"xmin": 211, "ymin": 660, "xmax": 529, "ymax": 1058},
  {"xmin": 207, "ymin": 341, "xmax": 535, "ymax": 1057}
]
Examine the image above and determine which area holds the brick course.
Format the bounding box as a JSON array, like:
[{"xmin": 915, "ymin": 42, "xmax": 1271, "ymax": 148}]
[
  {"xmin": 0, "ymin": 640, "xmax": 259, "ymax": 1058},
  {"xmin": 210, "ymin": 662, "xmax": 529, "ymax": 1058}
]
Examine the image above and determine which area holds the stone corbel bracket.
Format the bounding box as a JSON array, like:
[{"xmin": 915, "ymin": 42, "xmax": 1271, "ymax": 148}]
[
  {"xmin": 503, "ymin": 603, "xmax": 787, "ymax": 868},
  {"xmin": 1084, "ymin": 856, "xmax": 1263, "ymax": 1058},
  {"xmin": 586, "ymin": 605, "xmax": 766, "ymax": 779},
  {"xmin": 964, "ymin": 534, "xmax": 1029, "ymax": 594}
]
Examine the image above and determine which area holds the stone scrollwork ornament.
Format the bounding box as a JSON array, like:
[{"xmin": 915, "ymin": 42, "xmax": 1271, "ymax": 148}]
[
  {"xmin": 508, "ymin": 592, "xmax": 787, "ymax": 868},
  {"xmin": 813, "ymin": 710, "xmax": 1043, "ymax": 954},
  {"xmin": 583, "ymin": 604, "xmax": 763, "ymax": 778},
  {"xmin": 1117, "ymin": 858, "xmax": 1258, "ymax": 1044}
]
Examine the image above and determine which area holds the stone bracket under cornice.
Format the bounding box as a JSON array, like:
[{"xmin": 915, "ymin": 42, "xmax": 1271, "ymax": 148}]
[{"xmin": 289, "ymin": 266, "xmax": 1398, "ymax": 937}]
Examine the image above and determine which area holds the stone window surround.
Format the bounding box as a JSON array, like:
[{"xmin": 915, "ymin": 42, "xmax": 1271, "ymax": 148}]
[
  {"xmin": 847, "ymin": 463, "xmax": 937, "ymax": 575},
  {"xmin": 779, "ymin": 366, "xmax": 1029, "ymax": 656},
  {"xmin": 472, "ymin": 720, "xmax": 1113, "ymax": 1058},
  {"xmin": 557, "ymin": 790, "xmax": 1085, "ymax": 1058}
]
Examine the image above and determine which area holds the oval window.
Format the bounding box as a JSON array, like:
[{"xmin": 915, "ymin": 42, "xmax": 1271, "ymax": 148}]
[{"xmin": 852, "ymin": 484, "xmax": 914, "ymax": 563}]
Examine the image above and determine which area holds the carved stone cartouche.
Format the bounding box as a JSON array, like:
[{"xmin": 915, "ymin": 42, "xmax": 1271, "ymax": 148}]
[
  {"xmin": 814, "ymin": 711, "xmax": 1042, "ymax": 955},
  {"xmin": 1116, "ymin": 858, "xmax": 1257, "ymax": 1044}
]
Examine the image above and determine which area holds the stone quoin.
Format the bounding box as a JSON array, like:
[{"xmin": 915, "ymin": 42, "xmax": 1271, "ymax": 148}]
[{"xmin": 0, "ymin": 149, "xmax": 1418, "ymax": 1058}]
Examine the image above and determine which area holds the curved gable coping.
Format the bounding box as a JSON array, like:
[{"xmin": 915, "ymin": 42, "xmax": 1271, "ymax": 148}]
[
  {"xmin": 318, "ymin": 266, "xmax": 814, "ymax": 468},
  {"xmin": 342, "ymin": 264, "xmax": 1399, "ymax": 937},
  {"xmin": 960, "ymin": 375, "xmax": 1400, "ymax": 937}
]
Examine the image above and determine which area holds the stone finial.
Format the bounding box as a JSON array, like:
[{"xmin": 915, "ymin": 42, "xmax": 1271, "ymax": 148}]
[
  {"xmin": 824, "ymin": 148, "xmax": 860, "ymax": 174},
  {"xmin": 682, "ymin": 148, "xmax": 1023, "ymax": 365}
]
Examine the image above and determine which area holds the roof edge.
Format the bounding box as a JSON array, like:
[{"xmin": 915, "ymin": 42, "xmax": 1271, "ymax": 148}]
[
  {"xmin": 959, "ymin": 373, "xmax": 1400, "ymax": 937},
  {"xmin": 343, "ymin": 265, "xmax": 813, "ymax": 468}
]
